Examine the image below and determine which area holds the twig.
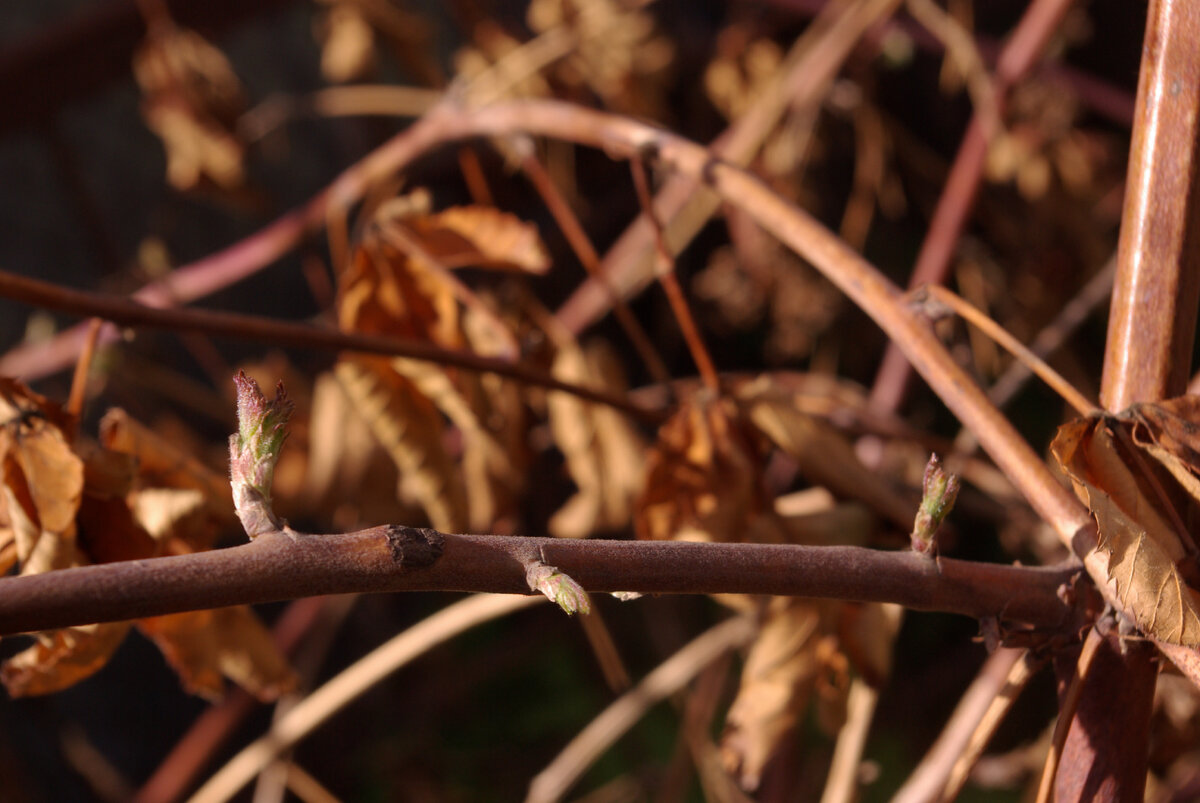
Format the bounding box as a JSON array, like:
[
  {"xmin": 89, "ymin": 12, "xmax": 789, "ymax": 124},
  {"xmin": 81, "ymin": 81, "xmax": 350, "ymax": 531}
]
[
  {"xmin": 628, "ymin": 154, "xmax": 720, "ymax": 392},
  {"xmin": 66, "ymin": 318, "xmax": 103, "ymax": 421},
  {"xmin": 517, "ymin": 144, "xmax": 671, "ymax": 385},
  {"xmin": 892, "ymin": 647, "xmax": 1036, "ymax": 803},
  {"xmin": 553, "ymin": 0, "xmax": 902, "ymax": 335},
  {"xmin": 187, "ymin": 593, "xmax": 543, "ymax": 803},
  {"xmin": 1102, "ymin": 0, "xmax": 1200, "ymax": 408},
  {"xmin": 1035, "ymin": 627, "xmax": 1102, "ymax": 803},
  {"xmin": 133, "ymin": 596, "xmax": 331, "ymax": 803},
  {"xmin": 985, "ymin": 255, "xmax": 1116, "ymax": 411},
  {"xmin": 904, "ymin": 0, "xmax": 1000, "ymax": 141},
  {"xmin": 913, "ymin": 284, "xmax": 1098, "ymax": 416},
  {"xmin": 239, "ymin": 85, "xmax": 441, "ymax": 142},
  {"xmin": 819, "ymin": 676, "xmax": 881, "ymax": 803},
  {"xmin": 0, "ymin": 269, "xmax": 660, "ymax": 423},
  {"xmin": 0, "ymin": 528, "xmax": 1082, "ymax": 636},
  {"xmin": 525, "ymin": 617, "xmax": 757, "ymax": 803},
  {"xmin": 869, "ymin": 0, "xmax": 1079, "ymax": 412}
]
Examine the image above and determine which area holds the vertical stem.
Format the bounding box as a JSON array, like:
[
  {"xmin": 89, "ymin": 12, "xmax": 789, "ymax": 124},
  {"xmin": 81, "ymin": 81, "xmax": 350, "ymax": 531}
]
[
  {"xmin": 1100, "ymin": 0, "xmax": 1200, "ymax": 407},
  {"xmin": 1059, "ymin": 2, "xmax": 1200, "ymax": 800}
]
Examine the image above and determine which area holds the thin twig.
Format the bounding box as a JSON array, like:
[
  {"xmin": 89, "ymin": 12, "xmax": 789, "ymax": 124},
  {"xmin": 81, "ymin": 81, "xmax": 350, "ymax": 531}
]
[
  {"xmin": 892, "ymin": 647, "xmax": 1036, "ymax": 803},
  {"xmin": 913, "ymin": 284, "xmax": 1099, "ymax": 416},
  {"xmin": 0, "ymin": 528, "xmax": 1082, "ymax": 636},
  {"xmin": 517, "ymin": 145, "xmax": 671, "ymax": 385},
  {"xmin": 187, "ymin": 594, "xmax": 543, "ymax": 803},
  {"xmin": 0, "ymin": 269, "xmax": 661, "ymax": 423},
  {"xmin": 66, "ymin": 318, "xmax": 103, "ymax": 421},
  {"xmin": 1035, "ymin": 626, "xmax": 1103, "ymax": 803},
  {"xmin": 986, "ymin": 255, "xmax": 1116, "ymax": 410},
  {"xmin": 628, "ymin": 154, "xmax": 720, "ymax": 392},
  {"xmin": 525, "ymin": 617, "xmax": 756, "ymax": 803},
  {"xmin": 819, "ymin": 676, "xmax": 881, "ymax": 803}
]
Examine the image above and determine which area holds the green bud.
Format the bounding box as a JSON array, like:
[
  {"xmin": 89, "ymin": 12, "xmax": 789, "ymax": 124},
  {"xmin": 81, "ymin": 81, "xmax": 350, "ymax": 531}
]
[
  {"xmin": 525, "ymin": 561, "xmax": 591, "ymax": 615},
  {"xmin": 229, "ymin": 371, "xmax": 294, "ymax": 538},
  {"xmin": 911, "ymin": 453, "xmax": 960, "ymax": 555}
]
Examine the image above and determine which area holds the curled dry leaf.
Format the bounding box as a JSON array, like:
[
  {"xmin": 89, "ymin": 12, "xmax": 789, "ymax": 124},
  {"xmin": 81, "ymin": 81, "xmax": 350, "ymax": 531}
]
[
  {"xmin": 133, "ymin": 22, "xmax": 247, "ymax": 192},
  {"xmin": 99, "ymin": 408, "xmax": 232, "ymax": 551},
  {"xmin": 0, "ymin": 390, "xmax": 293, "ymax": 700},
  {"xmin": 1126, "ymin": 396, "xmax": 1200, "ymax": 505},
  {"xmin": 336, "ymin": 358, "xmax": 467, "ymax": 532},
  {"xmin": 1, "ymin": 623, "xmax": 133, "ymax": 698},
  {"xmin": 337, "ymin": 193, "xmax": 549, "ymax": 531},
  {"xmin": 548, "ymin": 340, "xmax": 645, "ymax": 538},
  {"xmin": 137, "ymin": 607, "xmax": 296, "ymax": 702},
  {"xmin": 1051, "ymin": 414, "xmax": 1200, "ymax": 646},
  {"xmin": 738, "ymin": 377, "xmax": 916, "ymax": 530},
  {"xmin": 0, "ymin": 379, "xmax": 128, "ymax": 697},
  {"xmin": 0, "ymin": 380, "xmax": 84, "ymax": 574},
  {"xmin": 720, "ymin": 600, "xmax": 850, "ymax": 791},
  {"xmin": 634, "ymin": 392, "xmax": 764, "ymax": 543}
]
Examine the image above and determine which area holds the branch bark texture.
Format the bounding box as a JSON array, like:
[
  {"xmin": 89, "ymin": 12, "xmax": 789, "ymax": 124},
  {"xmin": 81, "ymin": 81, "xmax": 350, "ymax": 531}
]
[{"xmin": 0, "ymin": 529, "xmax": 1081, "ymax": 636}]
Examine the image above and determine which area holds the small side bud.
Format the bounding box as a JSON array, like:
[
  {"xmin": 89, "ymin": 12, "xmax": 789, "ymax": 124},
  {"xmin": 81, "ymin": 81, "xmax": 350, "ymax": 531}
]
[
  {"xmin": 910, "ymin": 453, "xmax": 960, "ymax": 556},
  {"xmin": 229, "ymin": 371, "xmax": 294, "ymax": 538},
  {"xmin": 525, "ymin": 560, "xmax": 591, "ymax": 615}
]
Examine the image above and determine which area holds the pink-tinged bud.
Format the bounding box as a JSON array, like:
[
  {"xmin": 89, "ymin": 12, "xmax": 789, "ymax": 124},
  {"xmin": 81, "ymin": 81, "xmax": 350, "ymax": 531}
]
[
  {"xmin": 911, "ymin": 453, "xmax": 960, "ymax": 555},
  {"xmin": 525, "ymin": 561, "xmax": 591, "ymax": 615},
  {"xmin": 229, "ymin": 371, "xmax": 294, "ymax": 538}
]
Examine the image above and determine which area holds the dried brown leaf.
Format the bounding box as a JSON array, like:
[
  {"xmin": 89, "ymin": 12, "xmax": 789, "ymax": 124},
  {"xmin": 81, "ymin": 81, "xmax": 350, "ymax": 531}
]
[
  {"xmin": 137, "ymin": 607, "xmax": 296, "ymax": 702},
  {"xmin": 133, "ymin": 24, "xmax": 247, "ymax": 192},
  {"xmin": 336, "ymin": 358, "xmax": 467, "ymax": 532},
  {"xmin": 720, "ymin": 600, "xmax": 846, "ymax": 791},
  {"xmin": 548, "ymin": 341, "xmax": 645, "ymax": 538},
  {"xmin": 336, "ymin": 197, "xmax": 549, "ymax": 531},
  {"xmin": 0, "ymin": 380, "xmax": 84, "ymax": 574},
  {"xmin": 740, "ymin": 379, "xmax": 915, "ymax": 531},
  {"xmin": 99, "ymin": 408, "xmax": 231, "ymax": 551},
  {"xmin": 1052, "ymin": 416, "xmax": 1200, "ymax": 646},
  {"xmin": 404, "ymin": 205, "xmax": 551, "ymax": 274},
  {"xmin": 634, "ymin": 393, "xmax": 764, "ymax": 543},
  {"xmin": 1127, "ymin": 397, "xmax": 1200, "ymax": 504},
  {"xmin": 1, "ymin": 623, "xmax": 132, "ymax": 698}
]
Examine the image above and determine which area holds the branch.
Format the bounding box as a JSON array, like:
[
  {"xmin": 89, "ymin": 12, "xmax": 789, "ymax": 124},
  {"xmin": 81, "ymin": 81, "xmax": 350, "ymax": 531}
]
[
  {"xmin": 0, "ymin": 269, "xmax": 663, "ymax": 424},
  {"xmin": 0, "ymin": 527, "xmax": 1082, "ymax": 636}
]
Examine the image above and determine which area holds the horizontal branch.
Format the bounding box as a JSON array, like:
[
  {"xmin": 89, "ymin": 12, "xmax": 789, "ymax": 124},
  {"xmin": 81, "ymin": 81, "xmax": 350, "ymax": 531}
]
[
  {"xmin": 0, "ymin": 270, "xmax": 663, "ymax": 423},
  {"xmin": 0, "ymin": 527, "xmax": 1084, "ymax": 636}
]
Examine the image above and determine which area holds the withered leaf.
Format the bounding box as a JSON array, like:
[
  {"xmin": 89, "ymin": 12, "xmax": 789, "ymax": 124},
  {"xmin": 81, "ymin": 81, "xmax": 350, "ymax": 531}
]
[
  {"xmin": 99, "ymin": 408, "xmax": 231, "ymax": 551},
  {"xmin": 0, "ymin": 380, "xmax": 84, "ymax": 574},
  {"xmin": 634, "ymin": 392, "xmax": 763, "ymax": 543},
  {"xmin": 2, "ymin": 623, "xmax": 132, "ymax": 698},
  {"xmin": 1127, "ymin": 397, "xmax": 1200, "ymax": 504},
  {"xmin": 336, "ymin": 358, "xmax": 467, "ymax": 532},
  {"xmin": 403, "ymin": 205, "xmax": 551, "ymax": 274},
  {"xmin": 739, "ymin": 378, "xmax": 915, "ymax": 531},
  {"xmin": 337, "ymin": 194, "xmax": 548, "ymax": 532},
  {"xmin": 720, "ymin": 600, "xmax": 847, "ymax": 791},
  {"xmin": 133, "ymin": 23, "xmax": 247, "ymax": 192},
  {"xmin": 137, "ymin": 607, "xmax": 296, "ymax": 702},
  {"xmin": 548, "ymin": 340, "xmax": 646, "ymax": 538},
  {"xmin": 1052, "ymin": 415, "xmax": 1200, "ymax": 646}
]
